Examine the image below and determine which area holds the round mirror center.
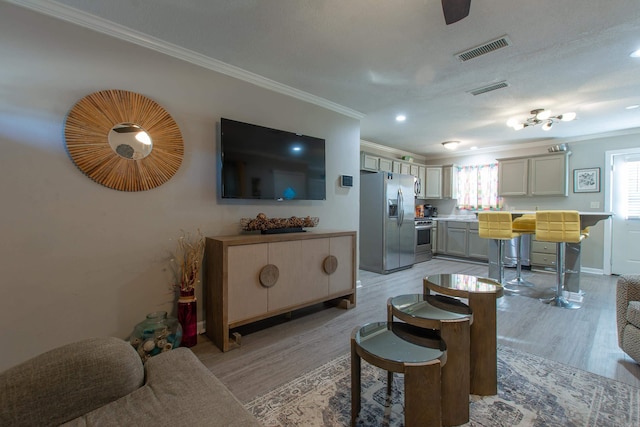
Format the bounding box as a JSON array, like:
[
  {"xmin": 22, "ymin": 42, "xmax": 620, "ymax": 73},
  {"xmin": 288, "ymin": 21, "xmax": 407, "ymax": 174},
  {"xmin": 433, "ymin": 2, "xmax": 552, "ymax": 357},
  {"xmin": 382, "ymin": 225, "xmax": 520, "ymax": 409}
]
[{"xmin": 108, "ymin": 123, "xmax": 153, "ymax": 160}]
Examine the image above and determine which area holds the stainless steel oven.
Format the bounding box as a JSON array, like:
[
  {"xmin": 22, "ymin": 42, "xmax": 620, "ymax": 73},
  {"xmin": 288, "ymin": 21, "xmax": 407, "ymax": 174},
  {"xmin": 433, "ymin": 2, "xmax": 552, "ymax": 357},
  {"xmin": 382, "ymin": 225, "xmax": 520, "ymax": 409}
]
[{"xmin": 415, "ymin": 219, "xmax": 433, "ymax": 263}]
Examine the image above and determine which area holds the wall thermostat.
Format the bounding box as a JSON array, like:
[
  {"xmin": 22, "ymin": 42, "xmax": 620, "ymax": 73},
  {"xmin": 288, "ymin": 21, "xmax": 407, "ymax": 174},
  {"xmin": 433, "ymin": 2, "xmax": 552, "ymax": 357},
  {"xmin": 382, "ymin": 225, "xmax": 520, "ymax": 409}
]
[{"xmin": 340, "ymin": 175, "xmax": 353, "ymax": 187}]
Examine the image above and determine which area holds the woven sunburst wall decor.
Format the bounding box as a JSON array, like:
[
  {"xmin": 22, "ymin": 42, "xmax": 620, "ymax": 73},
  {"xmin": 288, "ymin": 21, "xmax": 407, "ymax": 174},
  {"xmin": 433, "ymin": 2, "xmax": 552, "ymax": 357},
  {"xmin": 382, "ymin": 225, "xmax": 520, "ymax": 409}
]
[{"xmin": 64, "ymin": 89, "xmax": 184, "ymax": 191}]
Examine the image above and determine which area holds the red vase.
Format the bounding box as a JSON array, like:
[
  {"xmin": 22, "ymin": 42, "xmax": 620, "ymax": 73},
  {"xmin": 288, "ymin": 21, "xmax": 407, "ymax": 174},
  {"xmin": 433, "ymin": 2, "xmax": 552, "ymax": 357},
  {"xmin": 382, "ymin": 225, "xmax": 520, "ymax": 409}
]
[{"xmin": 178, "ymin": 289, "xmax": 197, "ymax": 347}]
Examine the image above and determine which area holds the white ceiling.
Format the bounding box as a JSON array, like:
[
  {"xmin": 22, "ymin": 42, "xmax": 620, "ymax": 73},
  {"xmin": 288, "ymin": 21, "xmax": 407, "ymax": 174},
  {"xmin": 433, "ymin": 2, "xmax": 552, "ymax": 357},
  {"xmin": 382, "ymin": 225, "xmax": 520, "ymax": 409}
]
[{"xmin": 12, "ymin": 0, "xmax": 640, "ymax": 156}]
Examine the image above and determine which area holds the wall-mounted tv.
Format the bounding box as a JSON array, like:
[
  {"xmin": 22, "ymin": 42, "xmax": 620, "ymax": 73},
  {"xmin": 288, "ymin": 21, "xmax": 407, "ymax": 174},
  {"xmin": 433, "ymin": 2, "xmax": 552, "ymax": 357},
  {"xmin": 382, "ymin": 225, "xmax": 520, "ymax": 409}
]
[{"xmin": 220, "ymin": 118, "xmax": 326, "ymax": 200}]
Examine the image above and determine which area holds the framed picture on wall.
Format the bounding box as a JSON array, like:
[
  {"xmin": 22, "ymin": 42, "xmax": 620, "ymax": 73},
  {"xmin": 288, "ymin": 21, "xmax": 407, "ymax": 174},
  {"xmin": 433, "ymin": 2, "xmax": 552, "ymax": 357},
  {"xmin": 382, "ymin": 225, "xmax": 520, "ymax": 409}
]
[{"xmin": 573, "ymin": 167, "xmax": 600, "ymax": 193}]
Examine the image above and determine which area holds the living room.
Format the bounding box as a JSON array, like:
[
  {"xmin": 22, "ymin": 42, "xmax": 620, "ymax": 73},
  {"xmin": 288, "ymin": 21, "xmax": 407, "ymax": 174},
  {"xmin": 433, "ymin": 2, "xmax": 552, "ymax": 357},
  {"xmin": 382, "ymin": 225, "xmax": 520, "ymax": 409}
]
[{"xmin": 2, "ymin": 1, "xmax": 640, "ymax": 425}]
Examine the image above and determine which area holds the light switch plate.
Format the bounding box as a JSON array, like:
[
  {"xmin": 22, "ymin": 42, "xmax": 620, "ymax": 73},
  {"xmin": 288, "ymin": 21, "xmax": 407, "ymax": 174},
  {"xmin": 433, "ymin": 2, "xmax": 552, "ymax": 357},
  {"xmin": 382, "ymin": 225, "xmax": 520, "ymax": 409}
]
[{"xmin": 590, "ymin": 201, "xmax": 600, "ymax": 208}]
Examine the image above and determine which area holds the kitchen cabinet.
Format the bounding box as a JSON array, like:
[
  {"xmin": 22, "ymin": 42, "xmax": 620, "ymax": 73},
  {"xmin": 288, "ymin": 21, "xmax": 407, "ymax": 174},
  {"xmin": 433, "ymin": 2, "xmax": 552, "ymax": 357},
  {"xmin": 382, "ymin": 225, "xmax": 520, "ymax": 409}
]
[
  {"xmin": 530, "ymin": 239, "xmax": 557, "ymax": 270},
  {"xmin": 445, "ymin": 221, "xmax": 467, "ymax": 257},
  {"xmin": 435, "ymin": 220, "xmax": 488, "ymax": 261},
  {"xmin": 205, "ymin": 231, "xmax": 356, "ymax": 351},
  {"xmin": 442, "ymin": 165, "xmax": 458, "ymax": 199},
  {"xmin": 393, "ymin": 160, "xmax": 412, "ymax": 175},
  {"xmin": 467, "ymin": 223, "xmax": 488, "ymax": 260},
  {"xmin": 498, "ymin": 153, "xmax": 569, "ymax": 197},
  {"xmin": 423, "ymin": 165, "xmax": 457, "ymax": 200},
  {"xmin": 378, "ymin": 157, "xmax": 393, "ymax": 172},
  {"xmin": 360, "ymin": 152, "xmax": 380, "ymax": 171},
  {"xmin": 360, "ymin": 151, "xmax": 393, "ymax": 172},
  {"xmin": 425, "ymin": 167, "xmax": 443, "ymax": 198},
  {"xmin": 418, "ymin": 166, "xmax": 426, "ymax": 198},
  {"xmin": 436, "ymin": 221, "xmax": 447, "ymax": 253}
]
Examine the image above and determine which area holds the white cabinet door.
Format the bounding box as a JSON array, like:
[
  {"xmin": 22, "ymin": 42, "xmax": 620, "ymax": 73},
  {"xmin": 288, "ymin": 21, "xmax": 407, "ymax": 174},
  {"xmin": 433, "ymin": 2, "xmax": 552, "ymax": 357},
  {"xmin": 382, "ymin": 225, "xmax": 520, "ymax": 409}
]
[
  {"xmin": 498, "ymin": 158, "xmax": 528, "ymax": 196},
  {"xmin": 425, "ymin": 167, "xmax": 443, "ymax": 198}
]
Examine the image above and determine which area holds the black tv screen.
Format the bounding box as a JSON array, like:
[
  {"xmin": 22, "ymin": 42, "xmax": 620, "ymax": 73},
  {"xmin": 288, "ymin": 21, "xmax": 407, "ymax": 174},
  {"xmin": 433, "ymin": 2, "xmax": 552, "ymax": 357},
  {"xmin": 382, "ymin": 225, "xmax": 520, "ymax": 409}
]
[{"xmin": 220, "ymin": 118, "xmax": 326, "ymax": 200}]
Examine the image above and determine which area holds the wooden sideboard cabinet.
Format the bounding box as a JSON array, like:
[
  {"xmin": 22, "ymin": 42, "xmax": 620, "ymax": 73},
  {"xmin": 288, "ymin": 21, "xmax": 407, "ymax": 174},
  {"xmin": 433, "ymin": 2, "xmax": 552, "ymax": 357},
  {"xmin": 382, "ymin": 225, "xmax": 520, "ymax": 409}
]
[{"xmin": 205, "ymin": 230, "xmax": 357, "ymax": 351}]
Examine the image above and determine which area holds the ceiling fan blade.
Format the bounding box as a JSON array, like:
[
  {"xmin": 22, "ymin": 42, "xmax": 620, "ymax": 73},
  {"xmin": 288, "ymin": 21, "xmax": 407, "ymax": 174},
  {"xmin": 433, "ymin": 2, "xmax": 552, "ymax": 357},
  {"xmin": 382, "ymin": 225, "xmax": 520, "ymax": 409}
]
[{"xmin": 442, "ymin": 0, "xmax": 471, "ymax": 25}]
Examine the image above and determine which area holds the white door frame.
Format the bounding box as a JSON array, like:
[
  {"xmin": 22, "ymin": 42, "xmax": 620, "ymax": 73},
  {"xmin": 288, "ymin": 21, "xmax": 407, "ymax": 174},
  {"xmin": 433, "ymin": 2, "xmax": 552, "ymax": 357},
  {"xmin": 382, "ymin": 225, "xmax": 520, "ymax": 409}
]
[{"xmin": 604, "ymin": 147, "xmax": 640, "ymax": 275}]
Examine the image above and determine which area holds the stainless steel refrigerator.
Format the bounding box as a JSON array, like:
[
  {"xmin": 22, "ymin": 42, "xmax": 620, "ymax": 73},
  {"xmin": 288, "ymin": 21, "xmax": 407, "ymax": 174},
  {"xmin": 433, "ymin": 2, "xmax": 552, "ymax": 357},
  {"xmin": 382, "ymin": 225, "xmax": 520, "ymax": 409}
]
[{"xmin": 360, "ymin": 172, "xmax": 416, "ymax": 274}]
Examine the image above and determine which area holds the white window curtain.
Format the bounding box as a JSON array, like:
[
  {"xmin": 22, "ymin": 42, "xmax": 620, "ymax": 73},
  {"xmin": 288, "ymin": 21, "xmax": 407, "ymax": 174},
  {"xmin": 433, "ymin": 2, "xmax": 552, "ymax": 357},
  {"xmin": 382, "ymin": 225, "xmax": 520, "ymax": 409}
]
[{"xmin": 456, "ymin": 163, "xmax": 501, "ymax": 210}]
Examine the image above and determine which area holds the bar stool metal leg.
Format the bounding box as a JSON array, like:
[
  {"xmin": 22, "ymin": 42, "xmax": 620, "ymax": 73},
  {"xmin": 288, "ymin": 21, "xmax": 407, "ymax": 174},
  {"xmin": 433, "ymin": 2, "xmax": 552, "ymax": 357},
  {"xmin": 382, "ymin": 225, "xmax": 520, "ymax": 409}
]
[
  {"xmin": 506, "ymin": 235, "xmax": 535, "ymax": 289},
  {"xmin": 541, "ymin": 242, "xmax": 580, "ymax": 309}
]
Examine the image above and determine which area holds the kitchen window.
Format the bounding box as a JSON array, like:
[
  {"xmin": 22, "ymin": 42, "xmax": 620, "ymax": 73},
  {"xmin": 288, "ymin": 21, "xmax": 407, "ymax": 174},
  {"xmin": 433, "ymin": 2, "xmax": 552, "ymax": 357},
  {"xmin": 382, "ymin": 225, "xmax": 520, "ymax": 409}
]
[{"xmin": 456, "ymin": 163, "xmax": 502, "ymax": 210}]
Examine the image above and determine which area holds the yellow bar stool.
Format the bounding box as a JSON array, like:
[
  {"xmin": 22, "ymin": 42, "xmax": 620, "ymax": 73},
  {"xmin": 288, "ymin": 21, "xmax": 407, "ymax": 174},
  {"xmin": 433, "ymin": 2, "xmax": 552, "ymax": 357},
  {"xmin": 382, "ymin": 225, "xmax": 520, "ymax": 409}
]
[
  {"xmin": 478, "ymin": 212, "xmax": 521, "ymax": 284},
  {"xmin": 535, "ymin": 211, "xmax": 586, "ymax": 309},
  {"xmin": 509, "ymin": 214, "xmax": 537, "ymax": 289}
]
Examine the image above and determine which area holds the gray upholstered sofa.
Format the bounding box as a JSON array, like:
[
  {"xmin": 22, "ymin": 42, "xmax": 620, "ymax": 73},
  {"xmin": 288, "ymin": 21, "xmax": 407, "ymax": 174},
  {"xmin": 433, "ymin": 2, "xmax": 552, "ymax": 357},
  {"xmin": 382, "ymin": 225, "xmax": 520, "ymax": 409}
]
[
  {"xmin": 0, "ymin": 337, "xmax": 260, "ymax": 426},
  {"xmin": 616, "ymin": 275, "xmax": 640, "ymax": 364}
]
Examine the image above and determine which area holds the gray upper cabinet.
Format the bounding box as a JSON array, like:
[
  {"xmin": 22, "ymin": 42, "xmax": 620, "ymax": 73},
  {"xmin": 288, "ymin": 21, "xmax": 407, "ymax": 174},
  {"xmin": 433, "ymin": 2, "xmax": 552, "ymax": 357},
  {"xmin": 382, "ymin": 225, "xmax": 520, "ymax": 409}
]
[
  {"xmin": 378, "ymin": 157, "xmax": 393, "ymax": 172},
  {"xmin": 529, "ymin": 154, "xmax": 568, "ymax": 196},
  {"xmin": 360, "ymin": 152, "xmax": 380, "ymax": 171},
  {"xmin": 424, "ymin": 166, "xmax": 443, "ymax": 198},
  {"xmin": 497, "ymin": 158, "xmax": 529, "ymax": 196},
  {"xmin": 360, "ymin": 152, "xmax": 394, "ymax": 173},
  {"xmin": 442, "ymin": 165, "xmax": 457, "ymax": 199},
  {"xmin": 498, "ymin": 153, "xmax": 569, "ymax": 197}
]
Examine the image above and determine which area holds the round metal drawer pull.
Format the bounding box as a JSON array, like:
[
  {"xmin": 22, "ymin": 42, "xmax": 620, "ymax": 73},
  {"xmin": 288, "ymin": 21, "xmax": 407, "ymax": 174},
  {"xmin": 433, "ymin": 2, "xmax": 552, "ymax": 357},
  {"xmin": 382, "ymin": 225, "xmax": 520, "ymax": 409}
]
[
  {"xmin": 323, "ymin": 255, "xmax": 338, "ymax": 274},
  {"xmin": 259, "ymin": 264, "xmax": 279, "ymax": 288}
]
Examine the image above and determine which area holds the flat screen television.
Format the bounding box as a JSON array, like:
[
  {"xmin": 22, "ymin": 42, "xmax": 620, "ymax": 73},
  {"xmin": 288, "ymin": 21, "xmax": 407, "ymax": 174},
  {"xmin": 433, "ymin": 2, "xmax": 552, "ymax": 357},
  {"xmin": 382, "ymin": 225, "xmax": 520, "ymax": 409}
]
[{"xmin": 220, "ymin": 118, "xmax": 326, "ymax": 200}]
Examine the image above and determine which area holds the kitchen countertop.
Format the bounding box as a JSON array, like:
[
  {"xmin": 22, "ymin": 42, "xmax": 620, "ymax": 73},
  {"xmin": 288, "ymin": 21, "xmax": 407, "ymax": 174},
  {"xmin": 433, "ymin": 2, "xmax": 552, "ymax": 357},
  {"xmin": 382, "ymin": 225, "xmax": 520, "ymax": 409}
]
[{"xmin": 430, "ymin": 212, "xmax": 613, "ymax": 228}]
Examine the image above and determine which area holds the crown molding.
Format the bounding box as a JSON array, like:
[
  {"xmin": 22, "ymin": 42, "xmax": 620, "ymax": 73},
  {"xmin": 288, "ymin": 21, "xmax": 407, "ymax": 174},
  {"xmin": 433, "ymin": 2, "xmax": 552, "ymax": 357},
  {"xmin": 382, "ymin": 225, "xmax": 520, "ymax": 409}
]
[{"xmin": 8, "ymin": 0, "xmax": 365, "ymax": 120}]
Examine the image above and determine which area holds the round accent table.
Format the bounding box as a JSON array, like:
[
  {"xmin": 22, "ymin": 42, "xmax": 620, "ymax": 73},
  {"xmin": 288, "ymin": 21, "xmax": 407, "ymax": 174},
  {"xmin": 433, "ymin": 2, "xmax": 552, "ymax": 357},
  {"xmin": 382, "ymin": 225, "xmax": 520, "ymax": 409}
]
[
  {"xmin": 423, "ymin": 274, "xmax": 503, "ymax": 396},
  {"xmin": 351, "ymin": 321, "xmax": 446, "ymax": 427},
  {"xmin": 388, "ymin": 294, "xmax": 472, "ymax": 427}
]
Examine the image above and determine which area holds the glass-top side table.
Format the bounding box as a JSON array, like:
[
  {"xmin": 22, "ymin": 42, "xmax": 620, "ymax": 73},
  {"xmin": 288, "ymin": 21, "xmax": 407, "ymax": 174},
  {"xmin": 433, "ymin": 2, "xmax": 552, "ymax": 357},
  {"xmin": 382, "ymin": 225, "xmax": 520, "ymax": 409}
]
[
  {"xmin": 351, "ymin": 321, "xmax": 446, "ymax": 427},
  {"xmin": 424, "ymin": 274, "xmax": 503, "ymax": 396},
  {"xmin": 388, "ymin": 294, "xmax": 472, "ymax": 426}
]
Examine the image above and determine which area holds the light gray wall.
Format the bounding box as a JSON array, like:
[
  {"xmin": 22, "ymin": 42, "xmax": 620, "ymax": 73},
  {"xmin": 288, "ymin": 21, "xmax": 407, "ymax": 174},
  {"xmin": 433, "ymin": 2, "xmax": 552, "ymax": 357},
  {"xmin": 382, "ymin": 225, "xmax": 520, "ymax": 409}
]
[{"xmin": 0, "ymin": 4, "xmax": 360, "ymax": 370}]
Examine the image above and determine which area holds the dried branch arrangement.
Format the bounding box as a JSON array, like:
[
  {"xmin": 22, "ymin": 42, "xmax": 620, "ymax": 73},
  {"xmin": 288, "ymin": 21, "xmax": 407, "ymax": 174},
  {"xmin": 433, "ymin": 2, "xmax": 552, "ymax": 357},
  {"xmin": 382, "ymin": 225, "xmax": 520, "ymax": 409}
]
[
  {"xmin": 241, "ymin": 213, "xmax": 319, "ymax": 231},
  {"xmin": 173, "ymin": 230, "xmax": 205, "ymax": 292},
  {"xmin": 65, "ymin": 89, "xmax": 184, "ymax": 191}
]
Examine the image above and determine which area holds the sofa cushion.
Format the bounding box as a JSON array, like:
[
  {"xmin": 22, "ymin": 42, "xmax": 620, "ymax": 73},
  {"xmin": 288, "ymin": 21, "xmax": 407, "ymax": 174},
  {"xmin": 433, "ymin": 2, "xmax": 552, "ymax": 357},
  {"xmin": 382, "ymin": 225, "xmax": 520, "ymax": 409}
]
[
  {"xmin": 627, "ymin": 301, "xmax": 640, "ymax": 329},
  {"xmin": 64, "ymin": 348, "xmax": 260, "ymax": 427},
  {"xmin": 0, "ymin": 337, "xmax": 144, "ymax": 427}
]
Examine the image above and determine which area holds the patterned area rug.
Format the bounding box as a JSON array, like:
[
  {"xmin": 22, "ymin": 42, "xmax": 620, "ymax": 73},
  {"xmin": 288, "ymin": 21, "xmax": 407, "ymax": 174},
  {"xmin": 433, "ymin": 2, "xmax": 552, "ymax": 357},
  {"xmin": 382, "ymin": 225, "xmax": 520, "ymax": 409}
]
[{"xmin": 245, "ymin": 345, "xmax": 640, "ymax": 426}]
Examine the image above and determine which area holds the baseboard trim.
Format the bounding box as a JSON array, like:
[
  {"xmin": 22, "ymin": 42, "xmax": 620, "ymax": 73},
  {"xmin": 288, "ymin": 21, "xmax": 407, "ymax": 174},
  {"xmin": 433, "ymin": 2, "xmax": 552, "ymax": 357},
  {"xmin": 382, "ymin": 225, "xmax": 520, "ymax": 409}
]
[{"xmin": 581, "ymin": 267, "xmax": 604, "ymax": 275}]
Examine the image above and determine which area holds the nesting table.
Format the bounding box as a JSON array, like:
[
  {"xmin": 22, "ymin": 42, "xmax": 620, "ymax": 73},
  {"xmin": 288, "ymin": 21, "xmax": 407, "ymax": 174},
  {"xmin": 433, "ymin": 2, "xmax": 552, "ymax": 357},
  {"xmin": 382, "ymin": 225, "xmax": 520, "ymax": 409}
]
[
  {"xmin": 424, "ymin": 274, "xmax": 503, "ymax": 396},
  {"xmin": 351, "ymin": 322, "xmax": 446, "ymax": 427},
  {"xmin": 388, "ymin": 294, "xmax": 473, "ymax": 426}
]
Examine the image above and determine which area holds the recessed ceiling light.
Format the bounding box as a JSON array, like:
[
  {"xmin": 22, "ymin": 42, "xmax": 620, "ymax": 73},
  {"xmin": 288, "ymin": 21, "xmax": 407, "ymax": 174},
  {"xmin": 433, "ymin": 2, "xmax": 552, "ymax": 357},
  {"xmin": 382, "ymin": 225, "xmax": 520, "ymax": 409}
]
[
  {"xmin": 395, "ymin": 114, "xmax": 406, "ymax": 122},
  {"xmin": 626, "ymin": 104, "xmax": 640, "ymax": 110},
  {"xmin": 630, "ymin": 49, "xmax": 640, "ymax": 58}
]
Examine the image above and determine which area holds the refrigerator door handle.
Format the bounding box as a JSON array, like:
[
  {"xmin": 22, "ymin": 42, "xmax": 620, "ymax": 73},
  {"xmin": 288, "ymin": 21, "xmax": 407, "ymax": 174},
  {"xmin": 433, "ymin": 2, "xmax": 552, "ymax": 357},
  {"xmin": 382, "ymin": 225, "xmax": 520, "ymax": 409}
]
[{"xmin": 398, "ymin": 188, "xmax": 404, "ymax": 226}]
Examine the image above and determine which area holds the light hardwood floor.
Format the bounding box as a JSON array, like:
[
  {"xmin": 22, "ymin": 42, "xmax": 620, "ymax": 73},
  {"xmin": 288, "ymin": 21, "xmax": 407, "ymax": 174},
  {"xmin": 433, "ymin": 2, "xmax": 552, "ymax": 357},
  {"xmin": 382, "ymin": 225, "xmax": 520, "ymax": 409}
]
[{"xmin": 192, "ymin": 257, "xmax": 640, "ymax": 403}]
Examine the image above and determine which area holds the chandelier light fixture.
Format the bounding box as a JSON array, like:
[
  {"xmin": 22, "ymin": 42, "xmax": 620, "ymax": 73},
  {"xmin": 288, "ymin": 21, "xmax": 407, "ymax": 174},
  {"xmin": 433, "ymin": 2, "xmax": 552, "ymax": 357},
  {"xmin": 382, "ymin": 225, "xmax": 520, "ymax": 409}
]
[{"xmin": 507, "ymin": 108, "xmax": 576, "ymax": 131}]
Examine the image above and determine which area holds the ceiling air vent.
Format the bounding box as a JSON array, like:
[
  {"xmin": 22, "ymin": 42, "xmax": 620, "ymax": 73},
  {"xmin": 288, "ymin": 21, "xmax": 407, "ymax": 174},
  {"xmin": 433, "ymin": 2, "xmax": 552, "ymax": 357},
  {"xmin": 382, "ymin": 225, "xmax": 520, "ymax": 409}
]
[
  {"xmin": 468, "ymin": 81, "xmax": 509, "ymax": 96},
  {"xmin": 456, "ymin": 35, "xmax": 511, "ymax": 62}
]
